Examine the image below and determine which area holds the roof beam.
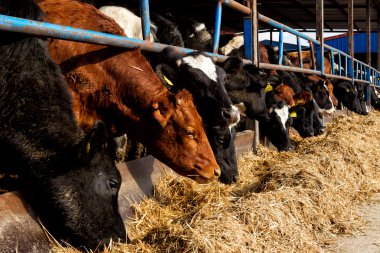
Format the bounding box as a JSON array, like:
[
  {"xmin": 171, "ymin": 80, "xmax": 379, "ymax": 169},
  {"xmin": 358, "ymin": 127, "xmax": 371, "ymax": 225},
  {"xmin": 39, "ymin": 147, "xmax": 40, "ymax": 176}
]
[
  {"xmin": 329, "ymin": 0, "xmax": 361, "ymax": 31},
  {"xmin": 291, "ymin": 0, "xmax": 334, "ymax": 31},
  {"xmin": 260, "ymin": 6, "xmax": 307, "ymax": 31}
]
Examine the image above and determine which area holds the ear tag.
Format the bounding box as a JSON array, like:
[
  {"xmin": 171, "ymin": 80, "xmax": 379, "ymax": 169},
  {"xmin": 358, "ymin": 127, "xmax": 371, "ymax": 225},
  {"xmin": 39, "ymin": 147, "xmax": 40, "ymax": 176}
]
[
  {"xmin": 163, "ymin": 74, "xmax": 174, "ymax": 86},
  {"xmin": 265, "ymin": 83, "xmax": 273, "ymax": 92},
  {"xmin": 86, "ymin": 142, "xmax": 91, "ymax": 155},
  {"xmin": 296, "ymin": 99, "xmax": 305, "ymax": 105},
  {"xmin": 290, "ymin": 112, "xmax": 297, "ymax": 118}
]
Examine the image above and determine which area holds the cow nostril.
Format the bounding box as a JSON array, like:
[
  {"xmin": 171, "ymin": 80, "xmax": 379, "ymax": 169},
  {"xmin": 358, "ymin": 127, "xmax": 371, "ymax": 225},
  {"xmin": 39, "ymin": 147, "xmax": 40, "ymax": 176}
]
[{"xmin": 214, "ymin": 167, "xmax": 221, "ymax": 178}]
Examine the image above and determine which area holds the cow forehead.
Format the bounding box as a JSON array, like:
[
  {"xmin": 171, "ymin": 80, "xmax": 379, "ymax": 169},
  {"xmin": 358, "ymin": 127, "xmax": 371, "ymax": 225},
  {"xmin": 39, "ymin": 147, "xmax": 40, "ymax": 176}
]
[
  {"xmin": 274, "ymin": 105, "xmax": 289, "ymax": 130},
  {"xmin": 179, "ymin": 55, "xmax": 218, "ymax": 82}
]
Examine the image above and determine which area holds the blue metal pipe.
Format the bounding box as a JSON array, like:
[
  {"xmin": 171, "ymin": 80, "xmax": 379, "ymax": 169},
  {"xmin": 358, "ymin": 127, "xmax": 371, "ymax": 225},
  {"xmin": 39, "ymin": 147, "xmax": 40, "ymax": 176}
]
[
  {"xmin": 278, "ymin": 29, "xmax": 284, "ymax": 65},
  {"xmin": 338, "ymin": 53, "xmax": 342, "ymax": 76},
  {"xmin": 243, "ymin": 17, "xmax": 252, "ymax": 60},
  {"xmin": 297, "ymin": 36, "xmax": 303, "ymax": 69},
  {"xmin": 213, "ymin": 1, "xmax": 223, "ymax": 53},
  {"xmin": 139, "ymin": 0, "xmax": 151, "ymax": 40},
  {"xmin": 330, "ymin": 50, "xmax": 335, "ymax": 75},
  {"xmin": 0, "ymin": 14, "xmax": 228, "ymax": 61},
  {"xmin": 345, "ymin": 56, "xmax": 348, "ymax": 77}
]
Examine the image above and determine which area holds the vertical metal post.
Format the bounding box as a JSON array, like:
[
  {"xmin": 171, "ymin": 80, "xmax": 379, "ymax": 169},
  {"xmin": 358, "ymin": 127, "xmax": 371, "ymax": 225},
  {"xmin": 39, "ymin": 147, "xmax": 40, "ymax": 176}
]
[
  {"xmin": 366, "ymin": 0, "xmax": 372, "ymax": 67},
  {"xmin": 338, "ymin": 52, "xmax": 342, "ymax": 76},
  {"xmin": 330, "ymin": 50, "xmax": 335, "ymax": 75},
  {"xmin": 316, "ymin": 0, "xmax": 324, "ymax": 75},
  {"xmin": 249, "ymin": 0, "xmax": 259, "ymax": 152},
  {"xmin": 270, "ymin": 29, "xmax": 273, "ymax": 46},
  {"xmin": 310, "ymin": 42, "xmax": 317, "ymax": 70},
  {"xmin": 213, "ymin": 1, "xmax": 223, "ymax": 53},
  {"xmin": 348, "ymin": 0, "xmax": 355, "ymax": 80},
  {"xmin": 278, "ymin": 29, "xmax": 284, "ymax": 65},
  {"xmin": 140, "ymin": 0, "xmax": 151, "ymax": 40},
  {"xmin": 250, "ymin": 0, "xmax": 259, "ymax": 67},
  {"xmin": 297, "ymin": 36, "xmax": 303, "ymax": 68}
]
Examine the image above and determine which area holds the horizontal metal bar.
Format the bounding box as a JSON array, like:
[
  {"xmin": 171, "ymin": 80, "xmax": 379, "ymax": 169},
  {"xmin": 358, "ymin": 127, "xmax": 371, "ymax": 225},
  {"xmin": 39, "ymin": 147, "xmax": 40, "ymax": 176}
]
[
  {"xmin": 0, "ymin": 14, "xmax": 228, "ymax": 61},
  {"xmin": 217, "ymin": 0, "xmax": 378, "ymax": 76}
]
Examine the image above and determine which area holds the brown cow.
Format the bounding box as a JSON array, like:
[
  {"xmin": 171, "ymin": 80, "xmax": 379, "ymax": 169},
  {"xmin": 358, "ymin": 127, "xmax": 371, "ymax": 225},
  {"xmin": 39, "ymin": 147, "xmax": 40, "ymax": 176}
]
[
  {"xmin": 287, "ymin": 50, "xmax": 332, "ymax": 74},
  {"xmin": 38, "ymin": 0, "xmax": 220, "ymax": 183}
]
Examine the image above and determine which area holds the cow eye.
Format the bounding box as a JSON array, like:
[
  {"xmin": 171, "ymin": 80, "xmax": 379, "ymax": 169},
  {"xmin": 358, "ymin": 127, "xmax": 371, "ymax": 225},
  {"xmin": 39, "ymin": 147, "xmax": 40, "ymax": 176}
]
[
  {"xmin": 185, "ymin": 128, "xmax": 195, "ymax": 138},
  {"xmin": 108, "ymin": 179, "xmax": 119, "ymax": 190},
  {"xmin": 216, "ymin": 137, "xmax": 224, "ymax": 144}
]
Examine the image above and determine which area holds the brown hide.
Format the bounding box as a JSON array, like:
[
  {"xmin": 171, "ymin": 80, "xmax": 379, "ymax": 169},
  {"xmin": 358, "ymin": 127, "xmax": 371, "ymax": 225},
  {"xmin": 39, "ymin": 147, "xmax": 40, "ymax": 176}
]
[
  {"xmin": 287, "ymin": 51, "xmax": 332, "ymax": 74},
  {"xmin": 293, "ymin": 91, "xmax": 313, "ymax": 105},
  {"xmin": 275, "ymin": 84, "xmax": 296, "ymax": 107},
  {"xmin": 38, "ymin": 0, "xmax": 220, "ymax": 182}
]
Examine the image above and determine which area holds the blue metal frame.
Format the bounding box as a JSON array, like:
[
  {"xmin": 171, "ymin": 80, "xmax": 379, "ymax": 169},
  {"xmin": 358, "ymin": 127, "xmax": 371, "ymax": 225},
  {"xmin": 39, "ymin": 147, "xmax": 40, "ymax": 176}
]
[
  {"xmin": 0, "ymin": 0, "xmax": 379, "ymax": 88},
  {"xmin": 213, "ymin": 1, "xmax": 223, "ymax": 53},
  {"xmin": 139, "ymin": 0, "xmax": 151, "ymax": 40}
]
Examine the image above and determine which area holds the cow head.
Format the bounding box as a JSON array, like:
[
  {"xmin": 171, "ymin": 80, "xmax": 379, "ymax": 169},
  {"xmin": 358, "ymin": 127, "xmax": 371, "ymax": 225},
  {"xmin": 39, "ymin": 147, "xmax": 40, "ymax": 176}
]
[
  {"xmin": 147, "ymin": 90, "xmax": 221, "ymax": 183},
  {"xmin": 355, "ymin": 82, "xmax": 369, "ymax": 115},
  {"xmin": 261, "ymin": 101, "xmax": 293, "ymax": 151},
  {"xmin": 154, "ymin": 50, "xmax": 238, "ymax": 184},
  {"xmin": 207, "ymin": 126, "xmax": 238, "ymax": 184},
  {"xmin": 310, "ymin": 79, "xmax": 334, "ymax": 113},
  {"xmin": 290, "ymin": 92, "xmax": 316, "ymax": 138},
  {"xmin": 25, "ymin": 121, "xmax": 126, "ymax": 249},
  {"xmin": 332, "ymin": 80, "xmax": 364, "ymax": 114}
]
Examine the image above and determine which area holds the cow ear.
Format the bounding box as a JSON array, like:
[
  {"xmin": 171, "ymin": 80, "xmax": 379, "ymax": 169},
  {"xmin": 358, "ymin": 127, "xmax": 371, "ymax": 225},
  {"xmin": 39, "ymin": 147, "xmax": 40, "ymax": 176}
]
[
  {"xmin": 156, "ymin": 64, "xmax": 179, "ymax": 90},
  {"xmin": 152, "ymin": 100, "xmax": 173, "ymax": 128},
  {"xmin": 221, "ymin": 56, "xmax": 243, "ymax": 74},
  {"xmin": 234, "ymin": 102, "xmax": 246, "ymax": 116},
  {"xmin": 266, "ymin": 74, "xmax": 282, "ymax": 87},
  {"xmin": 79, "ymin": 121, "xmax": 109, "ymax": 159}
]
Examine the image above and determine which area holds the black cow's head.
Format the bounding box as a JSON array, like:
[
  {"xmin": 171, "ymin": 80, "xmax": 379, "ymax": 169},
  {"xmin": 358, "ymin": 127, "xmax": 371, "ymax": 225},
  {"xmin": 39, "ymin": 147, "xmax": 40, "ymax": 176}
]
[
  {"xmin": 370, "ymin": 86, "xmax": 380, "ymax": 111},
  {"xmin": 310, "ymin": 79, "xmax": 334, "ymax": 112},
  {"xmin": 207, "ymin": 126, "xmax": 238, "ymax": 184},
  {"xmin": 261, "ymin": 101, "xmax": 293, "ymax": 151},
  {"xmin": 26, "ymin": 122, "xmax": 126, "ymax": 249},
  {"xmin": 289, "ymin": 104, "xmax": 314, "ymax": 138},
  {"xmin": 332, "ymin": 80, "xmax": 364, "ymax": 114},
  {"xmin": 355, "ymin": 82, "xmax": 369, "ymax": 115}
]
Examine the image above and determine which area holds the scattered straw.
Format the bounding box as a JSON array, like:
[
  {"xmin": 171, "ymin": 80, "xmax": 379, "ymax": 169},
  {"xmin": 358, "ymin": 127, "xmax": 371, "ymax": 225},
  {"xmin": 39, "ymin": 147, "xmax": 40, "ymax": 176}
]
[{"xmin": 53, "ymin": 111, "xmax": 380, "ymax": 253}]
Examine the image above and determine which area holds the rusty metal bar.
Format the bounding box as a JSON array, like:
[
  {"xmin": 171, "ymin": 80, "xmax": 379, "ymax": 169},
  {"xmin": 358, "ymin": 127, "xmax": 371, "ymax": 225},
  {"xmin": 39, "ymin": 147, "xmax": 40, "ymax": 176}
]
[
  {"xmin": 316, "ymin": 0, "xmax": 324, "ymax": 75},
  {"xmin": 348, "ymin": 0, "xmax": 355, "ymax": 82}
]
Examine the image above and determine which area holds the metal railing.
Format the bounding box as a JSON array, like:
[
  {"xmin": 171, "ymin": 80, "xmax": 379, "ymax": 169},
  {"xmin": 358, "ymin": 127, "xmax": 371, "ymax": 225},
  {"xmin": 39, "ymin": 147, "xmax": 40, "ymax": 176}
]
[
  {"xmin": 0, "ymin": 0, "xmax": 379, "ymax": 89},
  {"xmin": 213, "ymin": 0, "xmax": 380, "ymax": 87}
]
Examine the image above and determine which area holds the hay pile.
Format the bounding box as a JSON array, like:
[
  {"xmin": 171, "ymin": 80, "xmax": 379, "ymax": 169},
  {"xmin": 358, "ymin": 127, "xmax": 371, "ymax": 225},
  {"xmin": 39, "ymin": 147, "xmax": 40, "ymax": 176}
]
[{"xmin": 54, "ymin": 111, "xmax": 380, "ymax": 252}]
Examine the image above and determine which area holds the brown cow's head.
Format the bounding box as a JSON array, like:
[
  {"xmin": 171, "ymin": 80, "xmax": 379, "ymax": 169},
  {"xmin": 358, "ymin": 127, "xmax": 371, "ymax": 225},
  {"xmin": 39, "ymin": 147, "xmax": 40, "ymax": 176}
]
[{"xmin": 146, "ymin": 90, "xmax": 221, "ymax": 183}]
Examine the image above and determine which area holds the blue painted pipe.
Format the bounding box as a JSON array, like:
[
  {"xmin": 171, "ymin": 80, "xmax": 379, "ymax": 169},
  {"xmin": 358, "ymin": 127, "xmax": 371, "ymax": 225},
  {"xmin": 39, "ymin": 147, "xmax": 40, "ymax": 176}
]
[
  {"xmin": 330, "ymin": 50, "xmax": 335, "ymax": 75},
  {"xmin": 213, "ymin": 1, "xmax": 222, "ymax": 53},
  {"xmin": 297, "ymin": 36, "xmax": 303, "ymax": 68},
  {"xmin": 278, "ymin": 29, "xmax": 283, "ymax": 65},
  {"xmin": 345, "ymin": 56, "xmax": 348, "ymax": 78},
  {"xmin": 243, "ymin": 17, "xmax": 252, "ymax": 60},
  {"xmin": 0, "ymin": 14, "xmax": 227, "ymax": 61},
  {"xmin": 139, "ymin": 0, "xmax": 151, "ymax": 41},
  {"xmin": 338, "ymin": 53, "xmax": 342, "ymax": 76}
]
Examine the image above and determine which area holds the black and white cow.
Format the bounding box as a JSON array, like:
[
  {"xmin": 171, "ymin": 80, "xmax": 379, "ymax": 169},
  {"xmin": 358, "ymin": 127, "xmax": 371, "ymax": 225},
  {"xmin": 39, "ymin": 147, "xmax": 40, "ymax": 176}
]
[
  {"xmin": 0, "ymin": 0, "xmax": 126, "ymax": 249},
  {"xmin": 370, "ymin": 85, "xmax": 380, "ymax": 111},
  {"xmin": 220, "ymin": 56, "xmax": 294, "ymax": 151},
  {"xmin": 153, "ymin": 48, "xmax": 240, "ymax": 184}
]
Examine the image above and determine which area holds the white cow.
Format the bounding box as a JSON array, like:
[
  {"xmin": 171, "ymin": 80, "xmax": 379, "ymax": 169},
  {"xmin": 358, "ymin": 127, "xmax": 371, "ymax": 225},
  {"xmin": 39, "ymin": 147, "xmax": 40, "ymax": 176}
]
[{"xmin": 99, "ymin": 6, "xmax": 156, "ymax": 42}]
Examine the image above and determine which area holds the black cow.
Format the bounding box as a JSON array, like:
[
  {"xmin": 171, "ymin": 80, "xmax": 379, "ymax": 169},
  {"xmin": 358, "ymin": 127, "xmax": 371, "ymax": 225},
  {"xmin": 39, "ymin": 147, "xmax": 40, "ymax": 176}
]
[
  {"xmin": 220, "ymin": 57, "xmax": 294, "ymax": 151},
  {"xmin": 152, "ymin": 48, "xmax": 240, "ymax": 184},
  {"xmin": 152, "ymin": 13, "xmax": 212, "ymax": 51},
  {"xmin": 331, "ymin": 79, "xmax": 366, "ymax": 114},
  {"xmin": 370, "ymin": 85, "xmax": 380, "ymax": 111},
  {"xmin": 355, "ymin": 81, "xmax": 370, "ymax": 115},
  {"xmin": 0, "ymin": 0, "xmax": 125, "ymax": 249}
]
